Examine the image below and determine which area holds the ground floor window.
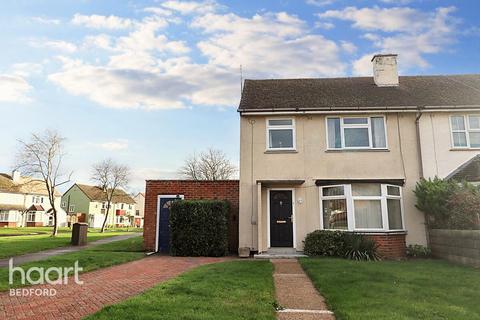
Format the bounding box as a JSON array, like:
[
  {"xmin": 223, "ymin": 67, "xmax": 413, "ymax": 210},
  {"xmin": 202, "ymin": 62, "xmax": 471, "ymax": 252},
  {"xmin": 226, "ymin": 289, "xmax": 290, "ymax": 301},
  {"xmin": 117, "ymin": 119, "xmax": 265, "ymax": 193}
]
[
  {"xmin": 0, "ymin": 210, "xmax": 9, "ymax": 222},
  {"xmin": 320, "ymin": 183, "xmax": 404, "ymax": 231},
  {"xmin": 27, "ymin": 211, "xmax": 36, "ymax": 222}
]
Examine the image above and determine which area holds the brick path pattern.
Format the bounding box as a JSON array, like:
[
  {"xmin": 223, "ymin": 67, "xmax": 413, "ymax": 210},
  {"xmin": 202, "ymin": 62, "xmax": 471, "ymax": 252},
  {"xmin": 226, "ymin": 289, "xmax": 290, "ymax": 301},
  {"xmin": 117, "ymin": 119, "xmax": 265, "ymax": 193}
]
[
  {"xmin": 272, "ymin": 259, "xmax": 335, "ymax": 320},
  {"xmin": 0, "ymin": 255, "xmax": 228, "ymax": 320}
]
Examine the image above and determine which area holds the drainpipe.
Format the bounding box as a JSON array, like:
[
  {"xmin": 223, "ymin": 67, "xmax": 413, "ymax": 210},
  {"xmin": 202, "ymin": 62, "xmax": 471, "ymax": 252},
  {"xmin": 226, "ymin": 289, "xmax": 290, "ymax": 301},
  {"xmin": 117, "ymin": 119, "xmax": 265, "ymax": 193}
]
[
  {"xmin": 415, "ymin": 109, "xmax": 424, "ymax": 179},
  {"xmin": 415, "ymin": 107, "xmax": 430, "ymax": 247},
  {"xmin": 248, "ymin": 119, "xmax": 256, "ymax": 251}
]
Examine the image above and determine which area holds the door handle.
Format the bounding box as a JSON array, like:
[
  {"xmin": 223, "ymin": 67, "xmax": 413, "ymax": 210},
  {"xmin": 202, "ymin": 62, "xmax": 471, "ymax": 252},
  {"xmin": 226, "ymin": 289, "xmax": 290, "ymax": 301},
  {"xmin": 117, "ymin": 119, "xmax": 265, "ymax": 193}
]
[{"xmin": 276, "ymin": 220, "xmax": 286, "ymax": 224}]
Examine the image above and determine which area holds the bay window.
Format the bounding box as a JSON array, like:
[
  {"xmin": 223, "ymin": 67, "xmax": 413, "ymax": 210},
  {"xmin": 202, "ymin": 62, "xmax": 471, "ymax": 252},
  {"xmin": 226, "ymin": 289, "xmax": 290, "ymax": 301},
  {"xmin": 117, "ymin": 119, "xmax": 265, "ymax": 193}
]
[
  {"xmin": 327, "ymin": 116, "xmax": 387, "ymax": 149},
  {"xmin": 320, "ymin": 183, "xmax": 404, "ymax": 231},
  {"xmin": 450, "ymin": 115, "xmax": 480, "ymax": 148},
  {"xmin": 266, "ymin": 119, "xmax": 295, "ymax": 150}
]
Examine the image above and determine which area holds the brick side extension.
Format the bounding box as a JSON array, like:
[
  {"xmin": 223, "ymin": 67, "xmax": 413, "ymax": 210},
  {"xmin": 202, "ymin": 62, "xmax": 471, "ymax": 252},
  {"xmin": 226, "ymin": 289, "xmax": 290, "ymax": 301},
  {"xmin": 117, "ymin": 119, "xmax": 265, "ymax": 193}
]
[
  {"xmin": 144, "ymin": 180, "xmax": 239, "ymax": 252},
  {"xmin": 366, "ymin": 233, "xmax": 406, "ymax": 259}
]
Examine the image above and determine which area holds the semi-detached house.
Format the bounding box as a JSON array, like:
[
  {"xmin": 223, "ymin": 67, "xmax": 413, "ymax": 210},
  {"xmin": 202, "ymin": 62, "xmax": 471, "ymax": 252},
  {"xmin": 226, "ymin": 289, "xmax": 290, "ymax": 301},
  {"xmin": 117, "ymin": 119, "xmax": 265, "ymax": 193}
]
[{"xmin": 238, "ymin": 54, "xmax": 480, "ymax": 258}]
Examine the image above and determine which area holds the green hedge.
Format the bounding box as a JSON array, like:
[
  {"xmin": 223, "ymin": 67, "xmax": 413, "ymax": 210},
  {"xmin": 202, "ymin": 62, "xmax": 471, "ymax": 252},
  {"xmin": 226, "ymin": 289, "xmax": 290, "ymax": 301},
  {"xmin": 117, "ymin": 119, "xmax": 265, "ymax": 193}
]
[{"xmin": 170, "ymin": 200, "xmax": 229, "ymax": 257}]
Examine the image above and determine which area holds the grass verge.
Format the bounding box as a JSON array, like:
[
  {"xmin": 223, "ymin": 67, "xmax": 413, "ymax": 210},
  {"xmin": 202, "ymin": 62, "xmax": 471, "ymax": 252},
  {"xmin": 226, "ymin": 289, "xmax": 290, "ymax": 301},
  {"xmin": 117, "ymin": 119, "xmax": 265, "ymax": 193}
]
[
  {"xmin": 300, "ymin": 257, "xmax": 480, "ymax": 320},
  {"xmin": 87, "ymin": 260, "xmax": 276, "ymax": 320},
  {"xmin": 0, "ymin": 236, "xmax": 144, "ymax": 291},
  {"xmin": 0, "ymin": 227, "xmax": 142, "ymax": 259}
]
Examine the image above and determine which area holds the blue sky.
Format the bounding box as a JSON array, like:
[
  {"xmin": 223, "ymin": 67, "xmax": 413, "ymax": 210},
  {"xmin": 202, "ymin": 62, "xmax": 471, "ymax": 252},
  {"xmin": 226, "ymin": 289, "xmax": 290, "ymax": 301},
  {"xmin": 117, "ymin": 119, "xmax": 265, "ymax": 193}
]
[{"xmin": 0, "ymin": 0, "xmax": 479, "ymax": 192}]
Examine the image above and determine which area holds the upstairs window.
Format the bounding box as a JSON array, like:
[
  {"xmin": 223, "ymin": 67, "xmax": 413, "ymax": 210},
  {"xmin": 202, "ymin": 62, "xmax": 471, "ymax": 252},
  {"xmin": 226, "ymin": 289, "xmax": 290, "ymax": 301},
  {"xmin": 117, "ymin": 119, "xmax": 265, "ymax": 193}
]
[
  {"xmin": 451, "ymin": 115, "xmax": 480, "ymax": 148},
  {"xmin": 327, "ymin": 116, "xmax": 387, "ymax": 149},
  {"xmin": 266, "ymin": 119, "xmax": 295, "ymax": 150}
]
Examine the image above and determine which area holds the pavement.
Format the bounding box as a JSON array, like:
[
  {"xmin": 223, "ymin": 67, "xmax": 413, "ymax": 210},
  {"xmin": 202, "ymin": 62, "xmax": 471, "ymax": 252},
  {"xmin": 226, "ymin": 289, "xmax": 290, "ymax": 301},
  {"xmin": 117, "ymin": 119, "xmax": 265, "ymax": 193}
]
[
  {"xmin": 0, "ymin": 232, "xmax": 142, "ymax": 267},
  {"xmin": 271, "ymin": 259, "xmax": 335, "ymax": 320},
  {"xmin": 0, "ymin": 255, "xmax": 230, "ymax": 320}
]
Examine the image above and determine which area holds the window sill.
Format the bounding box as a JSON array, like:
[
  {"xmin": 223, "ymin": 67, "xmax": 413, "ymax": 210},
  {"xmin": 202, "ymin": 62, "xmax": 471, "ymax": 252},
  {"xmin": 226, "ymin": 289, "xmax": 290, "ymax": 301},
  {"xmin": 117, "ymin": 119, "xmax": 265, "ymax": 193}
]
[
  {"xmin": 450, "ymin": 148, "xmax": 480, "ymax": 151},
  {"xmin": 264, "ymin": 149, "xmax": 298, "ymax": 154},
  {"xmin": 355, "ymin": 230, "xmax": 407, "ymax": 235},
  {"xmin": 325, "ymin": 148, "xmax": 389, "ymax": 153}
]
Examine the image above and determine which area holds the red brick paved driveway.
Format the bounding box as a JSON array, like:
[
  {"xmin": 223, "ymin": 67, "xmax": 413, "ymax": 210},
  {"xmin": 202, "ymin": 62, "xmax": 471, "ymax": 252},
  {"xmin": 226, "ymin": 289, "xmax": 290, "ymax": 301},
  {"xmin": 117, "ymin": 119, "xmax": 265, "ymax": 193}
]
[{"xmin": 0, "ymin": 255, "xmax": 230, "ymax": 320}]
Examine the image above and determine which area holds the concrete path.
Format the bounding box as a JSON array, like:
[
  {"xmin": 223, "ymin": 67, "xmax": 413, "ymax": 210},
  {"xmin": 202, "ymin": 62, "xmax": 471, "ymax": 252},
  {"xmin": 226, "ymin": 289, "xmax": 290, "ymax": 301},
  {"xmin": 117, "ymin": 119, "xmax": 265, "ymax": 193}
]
[
  {"xmin": 272, "ymin": 259, "xmax": 335, "ymax": 320},
  {"xmin": 0, "ymin": 232, "xmax": 142, "ymax": 267},
  {"xmin": 0, "ymin": 255, "xmax": 229, "ymax": 320}
]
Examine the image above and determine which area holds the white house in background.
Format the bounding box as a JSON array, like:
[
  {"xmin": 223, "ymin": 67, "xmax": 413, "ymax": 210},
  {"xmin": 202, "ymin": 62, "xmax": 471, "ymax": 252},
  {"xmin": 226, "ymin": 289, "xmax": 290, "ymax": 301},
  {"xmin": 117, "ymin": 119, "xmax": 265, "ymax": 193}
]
[
  {"xmin": 133, "ymin": 192, "xmax": 145, "ymax": 228},
  {"xmin": 0, "ymin": 170, "xmax": 67, "ymax": 227}
]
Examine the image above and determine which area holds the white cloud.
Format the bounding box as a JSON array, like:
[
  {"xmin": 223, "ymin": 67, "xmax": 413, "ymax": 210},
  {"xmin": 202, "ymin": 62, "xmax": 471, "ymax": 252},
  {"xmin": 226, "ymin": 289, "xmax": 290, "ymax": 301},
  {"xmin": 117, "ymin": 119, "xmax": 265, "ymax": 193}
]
[
  {"xmin": 193, "ymin": 12, "xmax": 346, "ymax": 78},
  {"xmin": 319, "ymin": 6, "xmax": 431, "ymax": 32},
  {"xmin": 10, "ymin": 63, "xmax": 43, "ymax": 78},
  {"xmin": 50, "ymin": 4, "xmax": 347, "ymax": 109},
  {"xmin": 306, "ymin": 0, "xmax": 336, "ymax": 6},
  {"xmin": 160, "ymin": 0, "xmax": 218, "ymax": 15},
  {"xmin": 340, "ymin": 41, "xmax": 357, "ymax": 54},
  {"xmin": 0, "ymin": 74, "xmax": 32, "ymax": 103},
  {"xmin": 31, "ymin": 16, "xmax": 61, "ymax": 25},
  {"xmin": 30, "ymin": 39, "xmax": 77, "ymax": 53},
  {"xmin": 315, "ymin": 21, "xmax": 335, "ymax": 30},
  {"xmin": 318, "ymin": 6, "xmax": 458, "ymax": 75},
  {"xmin": 72, "ymin": 14, "xmax": 134, "ymax": 30},
  {"xmin": 94, "ymin": 139, "xmax": 129, "ymax": 151}
]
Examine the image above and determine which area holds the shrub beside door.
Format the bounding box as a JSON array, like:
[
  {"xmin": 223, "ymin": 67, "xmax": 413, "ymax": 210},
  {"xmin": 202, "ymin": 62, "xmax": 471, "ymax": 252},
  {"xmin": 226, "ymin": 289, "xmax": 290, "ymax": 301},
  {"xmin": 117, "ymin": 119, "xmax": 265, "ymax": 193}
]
[{"xmin": 169, "ymin": 200, "xmax": 229, "ymax": 257}]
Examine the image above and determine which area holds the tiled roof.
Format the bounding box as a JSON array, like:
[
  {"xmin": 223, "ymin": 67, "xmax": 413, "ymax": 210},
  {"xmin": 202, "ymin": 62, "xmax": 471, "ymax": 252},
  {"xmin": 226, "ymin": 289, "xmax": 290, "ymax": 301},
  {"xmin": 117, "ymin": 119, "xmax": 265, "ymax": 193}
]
[
  {"xmin": 446, "ymin": 155, "xmax": 480, "ymax": 182},
  {"xmin": 0, "ymin": 173, "xmax": 59, "ymax": 196},
  {"xmin": 238, "ymin": 75, "xmax": 480, "ymax": 112},
  {"xmin": 76, "ymin": 184, "xmax": 135, "ymax": 204}
]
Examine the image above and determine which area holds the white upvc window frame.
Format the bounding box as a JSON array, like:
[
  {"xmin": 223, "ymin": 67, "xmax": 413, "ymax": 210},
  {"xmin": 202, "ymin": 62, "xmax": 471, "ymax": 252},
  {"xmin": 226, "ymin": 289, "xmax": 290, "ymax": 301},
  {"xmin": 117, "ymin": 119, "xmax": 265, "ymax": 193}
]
[
  {"xmin": 265, "ymin": 118, "xmax": 296, "ymax": 151},
  {"xmin": 450, "ymin": 114, "xmax": 480, "ymax": 149},
  {"xmin": 326, "ymin": 116, "xmax": 388, "ymax": 150},
  {"xmin": 319, "ymin": 183, "xmax": 405, "ymax": 232},
  {"xmin": 319, "ymin": 185, "xmax": 353, "ymax": 230},
  {"xmin": 68, "ymin": 205, "xmax": 75, "ymax": 213},
  {"xmin": 27, "ymin": 211, "xmax": 36, "ymax": 222},
  {"xmin": 0, "ymin": 210, "xmax": 9, "ymax": 222}
]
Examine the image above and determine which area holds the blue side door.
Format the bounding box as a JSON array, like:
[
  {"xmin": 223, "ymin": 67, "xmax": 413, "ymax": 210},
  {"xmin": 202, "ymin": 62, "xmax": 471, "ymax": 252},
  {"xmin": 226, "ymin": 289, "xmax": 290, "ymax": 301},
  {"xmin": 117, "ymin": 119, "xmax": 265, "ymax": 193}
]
[{"xmin": 158, "ymin": 197, "xmax": 180, "ymax": 253}]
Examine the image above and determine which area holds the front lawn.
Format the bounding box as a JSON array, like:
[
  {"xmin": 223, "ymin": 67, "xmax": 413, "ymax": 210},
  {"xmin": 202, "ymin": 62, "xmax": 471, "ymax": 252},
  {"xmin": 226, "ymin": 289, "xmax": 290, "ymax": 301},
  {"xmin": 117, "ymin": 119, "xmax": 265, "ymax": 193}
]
[
  {"xmin": 0, "ymin": 236, "xmax": 144, "ymax": 291},
  {"xmin": 0, "ymin": 227, "xmax": 142, "ymax": 259},
  {"xmin": 300, "ymin": 258, "xmax": 480, "ymax": 320},
  {"xmin": 87, "ymin": 260, "xmax": 276, "ymax": 320}
]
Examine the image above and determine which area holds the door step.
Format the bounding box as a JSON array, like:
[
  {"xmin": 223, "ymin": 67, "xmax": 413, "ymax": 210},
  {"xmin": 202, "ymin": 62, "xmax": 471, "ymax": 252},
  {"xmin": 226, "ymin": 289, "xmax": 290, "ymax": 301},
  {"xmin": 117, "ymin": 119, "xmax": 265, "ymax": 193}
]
[{"xmin": 254, "ymin": 248, "xmax": 307, "ymax": 259}]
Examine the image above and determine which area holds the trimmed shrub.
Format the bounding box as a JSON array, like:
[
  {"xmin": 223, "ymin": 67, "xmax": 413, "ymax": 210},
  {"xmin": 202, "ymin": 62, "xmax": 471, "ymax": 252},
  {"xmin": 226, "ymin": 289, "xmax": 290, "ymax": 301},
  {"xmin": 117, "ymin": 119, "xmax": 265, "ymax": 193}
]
[
  {"xmin": 303, "ymin": 230, "xmax": 380, "ymax": 261},
  {"xmin": 447, "ymin": 189, "xmax": 480, "ymax": 230},
  {"xmin": 169, "ymin": 200, "xmax": 229, "ymax": 257},
  {"xmin": 303, "ymin": 230, "xmax": 345, "ymax": 256}
]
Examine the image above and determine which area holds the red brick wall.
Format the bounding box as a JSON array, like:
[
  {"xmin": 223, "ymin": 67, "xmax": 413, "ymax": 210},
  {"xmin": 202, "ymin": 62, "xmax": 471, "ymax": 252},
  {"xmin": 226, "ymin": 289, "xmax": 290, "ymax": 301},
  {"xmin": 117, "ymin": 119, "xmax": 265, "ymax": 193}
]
[
  {"xmin": 26, "ymin": 222, "xmax": 44, "ymax": 227},
  {"xmin": 144, "ymin": 180, "xmax": 239, "ymax": 252},
  {"xmin": 0, "ymin": 222, "xmax": 17, "ymax": 227},
  {"xmin": 366, "ymin": 233, "xmax": 406, "ymax": 259}
]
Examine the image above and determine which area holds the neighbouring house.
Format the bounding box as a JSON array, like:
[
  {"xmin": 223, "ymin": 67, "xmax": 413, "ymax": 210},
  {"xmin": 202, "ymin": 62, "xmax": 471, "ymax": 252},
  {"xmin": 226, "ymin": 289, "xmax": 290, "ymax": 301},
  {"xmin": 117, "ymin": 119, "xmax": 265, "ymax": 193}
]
[
  {"xmin": 237, "ymin": 54, "xmax": 480, "ymax": 258},
  {"xmin": 133, "ymin": 192, "xmax": 145, "ymax": 228},
  {"xmin": 0, "ymin": 170, "xmax": 67, "ymax": 227},
  {"xmin": 61, "ymin": 183, "xmax": 136, "ymax": 228}
]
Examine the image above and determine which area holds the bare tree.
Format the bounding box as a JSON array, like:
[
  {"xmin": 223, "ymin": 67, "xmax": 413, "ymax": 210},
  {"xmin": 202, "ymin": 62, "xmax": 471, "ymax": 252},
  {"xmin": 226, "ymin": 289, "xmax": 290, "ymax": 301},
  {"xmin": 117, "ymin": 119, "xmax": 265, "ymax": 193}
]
[
  {"xmin": 15, "ymin": 130, "xmax": 71, "ymax": 236},
  {"xmin": 91, "ymin": 159, "xmax": 130, "ymax": 232},
  {"xmin": 179, "ymin": 148, "xmax": 237, "ymax": 180}
]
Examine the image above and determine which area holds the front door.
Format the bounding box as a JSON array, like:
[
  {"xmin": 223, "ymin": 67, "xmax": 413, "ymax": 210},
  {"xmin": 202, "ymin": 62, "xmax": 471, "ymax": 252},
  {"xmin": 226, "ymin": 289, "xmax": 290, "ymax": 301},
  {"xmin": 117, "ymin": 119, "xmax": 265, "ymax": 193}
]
[
  {"xmin": 270, "ymin": 190, "xmax": 294, "ymax": 247},
  {"xmin": 157, "ymin": 196, "xmax": 182, "ymax": 253}
]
